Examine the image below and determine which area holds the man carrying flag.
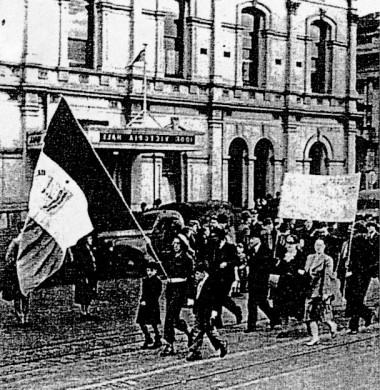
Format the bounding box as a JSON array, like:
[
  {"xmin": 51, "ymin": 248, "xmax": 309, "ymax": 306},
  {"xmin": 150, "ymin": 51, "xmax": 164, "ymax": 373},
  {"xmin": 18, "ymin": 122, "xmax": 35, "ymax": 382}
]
[{"xmin": 15, "ymin": 98, "xmax": 138, "ymax": 322}]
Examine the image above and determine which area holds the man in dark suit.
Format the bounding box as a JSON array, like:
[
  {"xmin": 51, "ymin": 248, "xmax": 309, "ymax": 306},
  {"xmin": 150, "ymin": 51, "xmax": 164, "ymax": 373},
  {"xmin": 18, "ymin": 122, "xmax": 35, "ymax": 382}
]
[
  {"xmin": 205, "ymin": 228, "xmax": 242, "ymax": 327},
  {"xmin": 186, "ymin": 263, "xmax": 228, "ymax": 361},
  {"xmin": 366, "ymin": 221, "xmax": 379, "ymax": 279},
  {"xmin": 245, "ymin": 236, "xmax": 279, "ymax": 331},
  {"xmin": 261, "ymin": 218, "xmax": 278, "ymax": 257}
]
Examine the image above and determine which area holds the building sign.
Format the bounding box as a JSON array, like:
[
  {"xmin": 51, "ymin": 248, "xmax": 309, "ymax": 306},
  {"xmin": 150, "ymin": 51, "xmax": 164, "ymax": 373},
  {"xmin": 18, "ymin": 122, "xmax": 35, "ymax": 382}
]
[
  {"xmin": 27, "ymin": 133, "xmax": 44, "ymax": 147},
  {"xmin": 100, "ymin": 133, "xmax": 195, "ymax": 145}
]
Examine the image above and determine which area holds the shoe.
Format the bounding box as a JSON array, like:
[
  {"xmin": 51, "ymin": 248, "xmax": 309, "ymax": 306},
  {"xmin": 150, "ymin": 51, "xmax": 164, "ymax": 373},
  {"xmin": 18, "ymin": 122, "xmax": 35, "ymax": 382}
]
[
  {"xmin": 186, "ymin": 352, "xmax": 202, "ymax": 361},
  {"xmin": 141, "ymin": 339, "xmax": 153, "ymax": 350},
  {"xmin": 219, "ymin": 341, "xmax": 228, "ymax": 358},
  {"xmin": 160, "ymin": 344, "xmax": 175, "ymax": 356},
  {"xmin": 330, "ymin": 322, "xmax": 338, "ymax": 339},
  {"xmin": 149, "ymin": 338, "xmax": 162, "ymax": 349},
  {"xmin": 270, "ymin": 320, "xmax": 281, "ymax": 330},
  {"xmin": 236, "ymin": 309, "xmax": 243, "ymax": 325},
  {"xmin": 244, "ymin": 327, "xmax": 256, "ymax": 333},
  {"xmin": 305, "ymin": 338, "xmax": 320, "ymax": 346},
  {"xmin": 347, "ymin": 329, "xmax": 358, "ymax": 335},
  {"xmin": 365, "ymin": 312, "xmax": 375, "ymax": 328}
]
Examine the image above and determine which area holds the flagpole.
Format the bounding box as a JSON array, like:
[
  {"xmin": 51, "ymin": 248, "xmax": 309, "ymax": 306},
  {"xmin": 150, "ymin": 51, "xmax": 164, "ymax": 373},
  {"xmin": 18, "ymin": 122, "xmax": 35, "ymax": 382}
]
[
  {"xmin": 69, "ymin": 105, "xmax": 168, "ymax": 278},
  {"xmin": 142, "ymin": 43, "xmax": 147, "ymax": 121}
]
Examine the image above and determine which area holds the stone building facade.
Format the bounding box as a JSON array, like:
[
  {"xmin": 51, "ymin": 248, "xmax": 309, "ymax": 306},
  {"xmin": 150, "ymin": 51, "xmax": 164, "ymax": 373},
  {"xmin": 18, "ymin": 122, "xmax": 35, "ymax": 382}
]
[
  {"xmin": 0, "ymin": 0, "xmax": 361, "ymax": 235},
  {"xmin": 356, "ymin": 12, "xmax": 379, "ymax": 190}
]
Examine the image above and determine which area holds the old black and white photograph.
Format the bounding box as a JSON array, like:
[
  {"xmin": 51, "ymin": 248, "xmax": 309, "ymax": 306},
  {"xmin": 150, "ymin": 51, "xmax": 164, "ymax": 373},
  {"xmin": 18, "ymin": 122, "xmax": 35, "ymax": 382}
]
[{"xmin": 0, "ymin": 0, "xmax": 379, "ymax": 389}]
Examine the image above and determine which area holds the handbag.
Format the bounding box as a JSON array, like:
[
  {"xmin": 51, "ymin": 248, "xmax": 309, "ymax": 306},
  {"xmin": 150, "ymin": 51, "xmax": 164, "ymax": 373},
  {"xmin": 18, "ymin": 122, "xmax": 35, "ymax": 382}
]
[{"xmin": 268, "ymin": 273, "xmax": 280, "ymax": 288}]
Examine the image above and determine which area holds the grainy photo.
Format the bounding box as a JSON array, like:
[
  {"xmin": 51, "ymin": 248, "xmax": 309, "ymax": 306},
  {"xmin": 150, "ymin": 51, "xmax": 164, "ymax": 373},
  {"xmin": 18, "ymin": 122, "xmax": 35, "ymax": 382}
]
[{"xmin": 0, "ymin": 0, "xmax": 379, "ymax": 389}]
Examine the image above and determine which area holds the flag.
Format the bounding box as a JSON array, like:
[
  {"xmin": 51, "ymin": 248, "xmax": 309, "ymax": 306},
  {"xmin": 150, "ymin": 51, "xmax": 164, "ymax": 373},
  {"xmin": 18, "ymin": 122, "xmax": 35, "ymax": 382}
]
[
  {"xmin": 130, "ymin": 48, "xmax": 146, "ymax": 66},
  {"xmin": 17, "ymin": 98, "xmax": 135, "ymax": 295},
  {"xmin": 278, "ymin": 173, "xmax": 361, "ymax": 222}
]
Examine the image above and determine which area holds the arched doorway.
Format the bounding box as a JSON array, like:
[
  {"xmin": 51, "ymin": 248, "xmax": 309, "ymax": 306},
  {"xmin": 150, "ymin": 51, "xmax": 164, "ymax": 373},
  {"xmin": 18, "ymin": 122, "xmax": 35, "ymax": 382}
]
[
  {"xmin": 228, "ymin": 138, "xmax": 248, "ymax": 207},
  {"xmin": 254, "ymin": 139, "xmax": 274, "ymax": 199},
  {"xmin": 309, "ymin": 141, "xmax": 329, "ymax": 175}
]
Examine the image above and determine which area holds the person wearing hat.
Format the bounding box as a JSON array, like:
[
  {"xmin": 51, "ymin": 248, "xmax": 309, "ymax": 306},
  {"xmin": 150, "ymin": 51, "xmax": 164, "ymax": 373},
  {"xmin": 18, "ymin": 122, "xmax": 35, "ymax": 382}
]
[
  {"xmin": 345, "ymin": 222, "xmax": 376, "ymax": 334},
  {"xmin": 249, "ymin": 210, "xmax": 263, "ymax": 238},
  {"xmin": 186, "ymin": 263, "xmax": 228, "ymax": 361},
  {"xmin": 204, "ymin": 228, "xmax": 242, "ymax": 328},
  {"xmin": 136, "ymin": 261, "xmax": 162, "ymax": 349},
  {"xmin": 217, "ymin": 213, "xmax": 236, "ymax": 244},
  {"xmin": 160, "ymin": 234, "xmax": 195, "ymax": 356},
  {"xmin": 271, "ymin": 234, "xmax": 307, "ymax": 329},
  {"xmin": 245, "ymin": 235, "xmax": 280, "ymax": 332}
]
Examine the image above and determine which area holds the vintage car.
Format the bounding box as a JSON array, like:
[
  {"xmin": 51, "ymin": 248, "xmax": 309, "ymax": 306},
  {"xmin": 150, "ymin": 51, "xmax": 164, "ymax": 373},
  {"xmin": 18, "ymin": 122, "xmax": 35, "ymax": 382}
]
[{"xmin": 96, "ymin": 209, "xmax": 185, "ymax": 278}]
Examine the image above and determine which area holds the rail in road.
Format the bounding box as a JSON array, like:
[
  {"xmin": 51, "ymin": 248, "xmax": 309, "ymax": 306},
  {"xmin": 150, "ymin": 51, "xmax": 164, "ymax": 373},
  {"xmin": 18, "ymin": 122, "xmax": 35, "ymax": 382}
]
[{"xmin": 1, "ymin": 317, "xmax": 378, "ymax": 390}]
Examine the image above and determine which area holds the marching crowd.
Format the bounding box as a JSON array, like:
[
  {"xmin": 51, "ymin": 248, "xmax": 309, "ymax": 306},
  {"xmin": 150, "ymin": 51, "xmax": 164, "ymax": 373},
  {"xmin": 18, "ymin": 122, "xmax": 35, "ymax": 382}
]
[
  {"xmin": 135, "ymin": 198, "xmax": 379, "ymax": 361},
  {"xmin": 1, "ymin": 195, "xmax": 379, "ymax": 362}
]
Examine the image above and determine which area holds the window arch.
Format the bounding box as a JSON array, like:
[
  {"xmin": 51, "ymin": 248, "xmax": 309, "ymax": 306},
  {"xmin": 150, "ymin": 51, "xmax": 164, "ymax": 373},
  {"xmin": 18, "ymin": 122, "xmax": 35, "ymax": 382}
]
[
  {"xmin": 309, "ymin": 141, "xmax": 329, "ymax": 175},
  {"xmin": 241, "ymin": 7, "xmax": 265, "ymax": 87},
  {"xmin": 68, "ymin": 0, "xmax": 94, "ymax": 69},
  {"xmin": 310, "ymin": 19, "xmax": 332, "ymax": 93}
]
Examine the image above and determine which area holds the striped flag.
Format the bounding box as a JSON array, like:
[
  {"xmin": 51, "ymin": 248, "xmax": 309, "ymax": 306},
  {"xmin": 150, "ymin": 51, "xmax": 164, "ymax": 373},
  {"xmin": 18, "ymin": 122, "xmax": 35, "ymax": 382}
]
[
  {"xmin": 130, "ymin": 48, "xmax": 146, "ymax": 66},
  {"xmin": 17, "ymin": 98, "xmax": 134, "ymax": 295}
]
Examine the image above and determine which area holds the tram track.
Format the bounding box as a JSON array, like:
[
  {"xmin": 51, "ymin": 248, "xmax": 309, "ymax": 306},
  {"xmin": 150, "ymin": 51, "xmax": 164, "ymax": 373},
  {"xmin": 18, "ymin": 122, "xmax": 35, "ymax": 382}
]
[{"xmin": 66, "ymin": 332, "xmax": 379, "ymax": 390}]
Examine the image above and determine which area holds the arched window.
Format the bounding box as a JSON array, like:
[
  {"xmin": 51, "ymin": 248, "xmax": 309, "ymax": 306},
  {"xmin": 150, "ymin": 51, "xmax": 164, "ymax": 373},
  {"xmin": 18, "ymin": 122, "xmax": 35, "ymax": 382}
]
[
  {"xmin": 241, "ymin": 7, "xmax": 265, "ymax": 87},
  {"xmin": 310, "ymin": 20, "xmax": 332, "ymax": 93},
  {"xmin": 309, "ymin": 141, "xmax": 329, "ymax": 175},
  {"xmin": 164, "ymin": 1, "xmax": 188, "ymax": 78},
  {"xmin": 68, "ymin": 0, "xmax": 94, "ymax": 68}
]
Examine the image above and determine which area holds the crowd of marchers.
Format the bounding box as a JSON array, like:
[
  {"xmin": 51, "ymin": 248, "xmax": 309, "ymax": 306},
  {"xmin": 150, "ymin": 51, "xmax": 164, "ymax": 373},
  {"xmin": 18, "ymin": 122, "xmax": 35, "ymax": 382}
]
[{"xmin": 1, "ymin": 196, "xmax": 379, "ymax": 362}]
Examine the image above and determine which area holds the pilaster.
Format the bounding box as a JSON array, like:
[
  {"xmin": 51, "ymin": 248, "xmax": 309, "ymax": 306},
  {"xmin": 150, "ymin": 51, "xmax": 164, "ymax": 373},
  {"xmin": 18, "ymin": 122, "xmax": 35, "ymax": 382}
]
[
  {"xmin": 285, "ymin": 0, "xmax": 300, "ymax": 94},
  {"xmin": 58, "ymin": 0, "xmax": 70, "ymax": 68},
  {"xmin": 208, "ymin": 117, "xmax": 223, "ymax": 200}
]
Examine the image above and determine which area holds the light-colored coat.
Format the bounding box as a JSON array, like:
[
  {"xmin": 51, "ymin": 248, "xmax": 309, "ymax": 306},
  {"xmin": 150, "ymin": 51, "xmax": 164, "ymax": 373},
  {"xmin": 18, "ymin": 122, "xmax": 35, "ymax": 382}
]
[{"xmin": 305, "ymin": 253, "xmax": 336, "ymax": 299}]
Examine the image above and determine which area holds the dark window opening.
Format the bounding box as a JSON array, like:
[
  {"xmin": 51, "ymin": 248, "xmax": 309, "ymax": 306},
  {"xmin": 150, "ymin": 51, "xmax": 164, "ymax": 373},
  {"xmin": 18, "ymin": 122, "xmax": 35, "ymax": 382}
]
[
  {"xmin": 241, "ymin": 7, "xmax": 265, "ymax": 87},
  {"xmin": 310, "ymin": 20, "xmax": 332, "ymax": 94},
  {"xmin": 68, "ymin": 0, "xmax": 94, "ymax": 69}
]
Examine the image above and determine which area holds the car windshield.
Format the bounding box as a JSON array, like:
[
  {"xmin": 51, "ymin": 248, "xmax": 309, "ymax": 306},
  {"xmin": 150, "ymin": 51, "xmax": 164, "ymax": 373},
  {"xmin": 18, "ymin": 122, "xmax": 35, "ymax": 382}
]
[{"xmin": 138, "ymin": 213, "xmax": 158, "ymax": 230}]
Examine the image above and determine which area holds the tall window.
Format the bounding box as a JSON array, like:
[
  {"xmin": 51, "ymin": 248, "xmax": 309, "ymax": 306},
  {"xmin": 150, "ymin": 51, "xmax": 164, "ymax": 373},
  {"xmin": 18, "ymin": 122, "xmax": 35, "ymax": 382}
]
[
  {"xmin": 309, "ymin": 142, "xmax": 328, "ymax": 175},
  {"xmin": 241, "ymin": 7, "xmax": 264, "ymax": 87},
  {"xmin": 164, "ymin": 1, "xmax": 187, "ymax": 77},
  {"xmin": 310, "ymin": 20, "xmax": 332, "ymax": 93},
  {"xmin": 68, "ymin": 0, "xmax": 94, "ymax": 68}
]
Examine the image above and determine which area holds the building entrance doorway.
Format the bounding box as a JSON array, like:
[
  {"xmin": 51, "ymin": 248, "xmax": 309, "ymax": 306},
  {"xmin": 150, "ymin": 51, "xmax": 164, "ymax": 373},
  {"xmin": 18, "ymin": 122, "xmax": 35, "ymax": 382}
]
[
  {"xmin": 228, "ymin": 138, "xmax": 248, "ymax": 207},
  {"xmin": 254, "ymin": 139, "xmax": 274, "ymax": 199}
]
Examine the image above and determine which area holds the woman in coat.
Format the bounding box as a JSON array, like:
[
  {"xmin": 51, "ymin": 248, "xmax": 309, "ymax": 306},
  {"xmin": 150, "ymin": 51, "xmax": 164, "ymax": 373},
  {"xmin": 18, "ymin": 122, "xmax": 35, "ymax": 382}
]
[{"xmin": 301, "ymin": 238, "xmax": 338, "ymax": 346}]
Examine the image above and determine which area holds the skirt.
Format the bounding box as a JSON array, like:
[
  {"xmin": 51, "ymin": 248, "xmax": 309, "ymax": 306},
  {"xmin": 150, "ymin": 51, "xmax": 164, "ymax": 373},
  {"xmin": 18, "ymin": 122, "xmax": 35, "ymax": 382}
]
[{"xmin": 304, "ymin": 296, "xmax": 333, "ymax": 323}]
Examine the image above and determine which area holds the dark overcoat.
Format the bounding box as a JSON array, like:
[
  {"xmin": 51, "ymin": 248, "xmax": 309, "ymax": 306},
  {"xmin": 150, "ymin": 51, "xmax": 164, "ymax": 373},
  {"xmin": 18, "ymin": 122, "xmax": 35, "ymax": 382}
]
[{"xmin": 136, "ymin": 275, "xmax": 162, "ymax": 325}]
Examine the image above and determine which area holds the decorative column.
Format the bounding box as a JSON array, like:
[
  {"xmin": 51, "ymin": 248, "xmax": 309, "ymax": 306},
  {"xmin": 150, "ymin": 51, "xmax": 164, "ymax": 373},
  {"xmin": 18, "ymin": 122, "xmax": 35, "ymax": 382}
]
[
  {"xmin": 346, "ymin": 120, "xmax": 357, "ymax": 174},
  {"xmin": 283, "ymin": 116, "xmax": 299, "ymax": 172},
  {"xmin": 180, "ymin": 152, "xmax": 188, "ymax": 203},
  {"xmin": 247, "ymin": 157, "xmax": 255, "ymax": 209},
  {"xmin": 154, "ymin": 10, "xmax": 166, "ymax": 78},
  {"xmin": 285, "ymin": 0, "xmax": 300, "ymax": 94},
  {"xmin": 58, "ymin": 0, "xmax": 70, "ymax": 67},
  {"xmin": 347, "ymin": 9, "xmax": 358, "ymax": 99},
  {"xmin": 304, "ymin": 36, "xmax": 313, "ymax": 93},
  {"xmin": 222, "ymin": 157, "xmax": 229, "ymax": 202},
  {"xmin": 208, "ymin": 114, "xmax": 223, "ymax": 200},
  {"xmin": 211, "ymin": 0, "xmax": 223, "ymax": 84},
  {"xmin": 234, "ymin": 24, "xmax": 244, "ymax": 87}
]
